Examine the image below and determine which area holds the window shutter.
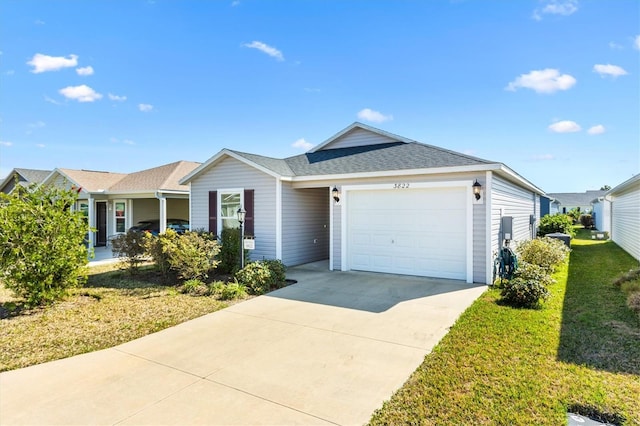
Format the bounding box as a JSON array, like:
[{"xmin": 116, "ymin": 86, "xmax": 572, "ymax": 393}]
[
  {"xmin": 244, "ymin": 189, "xmax": 254, "ymax": 236},
  {"xmin": 208, "ymin": 191, "xmax": 217, "ymax": 235}
]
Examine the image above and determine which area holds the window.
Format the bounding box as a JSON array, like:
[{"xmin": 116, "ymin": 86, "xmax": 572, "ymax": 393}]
[
  {"xmin": 220, "ymin": 192, "xmax": 241, "ymax": 230},
  {"xmin": 79, "ymin": 202, "xmax": 89, "ymax": 223},
  {"xmin": 115, "ymin": 201, "xmax": 127, "ymax": 233}
]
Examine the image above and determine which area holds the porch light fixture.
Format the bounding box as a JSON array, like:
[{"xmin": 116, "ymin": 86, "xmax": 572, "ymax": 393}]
[
  {"xmin": 472, "ymin": 180, "xmax": 482, "ymax": 200},
  {"xmin": 237, "ymin": 206, "xmax": 246, "ymax": 269},
  {"xmin": 332, "ymin": 186, "xmax": 340, "ymax": 204}
]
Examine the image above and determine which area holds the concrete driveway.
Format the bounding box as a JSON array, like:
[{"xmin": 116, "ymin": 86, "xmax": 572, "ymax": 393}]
[{"xmin": 0, "ymin": 263, "xmax": 485, "ymax": 426}]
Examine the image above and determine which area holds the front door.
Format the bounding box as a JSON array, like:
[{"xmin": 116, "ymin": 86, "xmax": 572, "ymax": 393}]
[{"xmin": 96, "ymin": 202, "xmax": 107, "ymax": 246}]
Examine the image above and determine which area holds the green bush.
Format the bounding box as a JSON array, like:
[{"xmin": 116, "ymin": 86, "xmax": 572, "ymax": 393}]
[
  {"xmin": 210, "ymin": 280, "xmax": 247, "ymax": 300},
  {"xmin": 111, "ymin": 230, "xmax": 148, "ymax": 273},
  {"xmin": 179, "ymin": 278, "xmax": 209, "ymax": 296},
  {"xmin": 235, "ymin": 259, "xmax": 286, "ymax": 295},
  {"xmin": 538, "ymin": 214, "xmax": 575, "ymax": 238},
  {"xmin": 567, "ymin": 208, "xmax": 582, "ymax": 224},
  {"xmin": 0, "ymin": 184, "xmax": 90, "ymax": 306},
  {"xmin": 517, "ymin": 237, "xmax": 570, "ymax": 274},
  {"xmin": 500, "ymin": 277, "xmax": 550, "ymax": 308},
  {"xmin": 513, "ymin": 261, "xmax": 555, "ymax": 287},
  {"xmin": 145, "ymin": 229, "xmax": 179, "ymax": 279},
  {"xmin": 216, "ymin": 228, "xmax": 246, "ymax": 274},
  {"xmin": 165, "ymin": 231, "xmax": 220, "ymax": 281}
]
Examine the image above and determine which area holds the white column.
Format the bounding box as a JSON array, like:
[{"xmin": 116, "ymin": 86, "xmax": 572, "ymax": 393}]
[
  {"xmin": 158, "ymin": 194, "xmax": 167, "ymax": 234},
  {"xmin": 87, "ymin": 196, "xmax": 95, "ymax": 252}
]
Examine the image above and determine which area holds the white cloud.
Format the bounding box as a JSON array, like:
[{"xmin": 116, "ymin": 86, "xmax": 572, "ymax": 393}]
[
  {"xmin": 292, "ymin": 138, "xmax": 313, "ymax": 150},
  {"xmin": 506, "ymin": 68, "xmax": 576, "ymax": 94},
  {"xmin": 44, "ymin": 95, "xmax": 63, "ymax": 105},
  {"xmin": 138, "ymin": 103, "xmax": 153, "ymax": 112},
  {"xmin": 533, "ymin": 0, "xmax": 578, "ymax": 20},
  {"xmin": 28, "ymin": 53, "xmax": 78, "ymax": 73},
  {"xmin": 635, "ymin": 35, "xmax": 640, "ymax": 50},
  {"xmin": 59, "ymin": 85, "xmax": 103, "ymax": 102},
  {"xmin": 548, "ymin": 120, "xmax": 581, "ymax": 133},
  {"xmin": 36, "ymin": 143, "xmax": 46, "ymax": 148},
  {"xmin": 0, "ymin": 141, "xmax": 13, "ymax": 147},
  {"xmin": 593, "ymin": 64, "xmax": 628, "ymax": 78},
  {"xmin": 108, "ymin": 93, "xmax": 127, "ymax": 101},
  {"xmin": 532, "ymin": 154, "xmax": 555, "ymax": 161},
  {"xmin": 35, "ymin": 19, "xmax": 45, "ymax": 25},
  {"xmin": 609, "ymin": 41, "xmax": 623, "ymax": 50},
  {"xmin": 123, "ymin": 139, "xmax": 135, "ymax": 145},
  {"xmin": 76, "ymin": 66, "xmax": 94, "ymax": 76},
  {"xmin": 243, "ymin": 41, "xmax": 284, "ymax": 61},
  {"xmin": 304, "ymin": 87, "xmax": 322, "ymax": 93},
  {"xmin": 357, "ymin": 108, "xmax": 393, "ymax": 123},
  {"xmin": 587, "ymin": 124, "xmax": 606, "ymax": 135}
]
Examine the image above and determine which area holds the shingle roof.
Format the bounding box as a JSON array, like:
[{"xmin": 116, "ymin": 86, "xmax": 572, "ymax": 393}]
[
  {"xmin": 57, "ymin": 169, "xmax": 128, "ymax": 192},
  {"xmin": 233, "ymin": 141, "xmax": 494, "ymax": 177},
  {"xmin": 109, "ymin": 161, "xmax": 200, "ymax": 192},
  {"xmin": 546, "ymin": 190, "xmax": 606, "ymax": 206},
  {"xmin": 14, "ymin": 168, "xmax": 51, "ymax": 184}
]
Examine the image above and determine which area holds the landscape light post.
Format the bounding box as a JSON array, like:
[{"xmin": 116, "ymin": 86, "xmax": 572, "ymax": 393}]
[{"xmin": 237, "ymin": 206, "xmax": 246, "ymax": 270}]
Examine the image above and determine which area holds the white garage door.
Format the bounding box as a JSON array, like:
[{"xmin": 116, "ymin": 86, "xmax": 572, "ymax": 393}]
[{"xmin": 347, "ymin": 186, "xmax": 468, "ymax": 280}]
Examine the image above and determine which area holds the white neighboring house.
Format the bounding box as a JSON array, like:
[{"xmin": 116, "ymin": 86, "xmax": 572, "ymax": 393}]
[
  {"xmin": 600, "ymin": 174, "xmax": 640, "ymax": 262},
  {"xmin": 181, "ymin": 122, "xmax": 545, "ymax": 284},
  {"xmin": 41, "ymin": 161, "xmax": 200, "ymax": 252}
]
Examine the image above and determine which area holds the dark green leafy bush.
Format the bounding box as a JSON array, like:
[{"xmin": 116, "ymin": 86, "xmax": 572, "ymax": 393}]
[
  {"xmin": 145, "ymin": 229, "xmax": 179, "ymax": 279},
  {"xmin": 500, "ymin": 277, "xmax": 550, "ymax": 308},
  {"xmin": 513, "ymin": 261, "xmax": 555, "ymax": 287},
  {"xmin": 111, "ymin": 230, "xmax": 148, "ymax": 273},
  {"xmin": 235, "ymin": 260, "xmax": 287, "ymax": 295},
  {"xmin": 210, "ymin": 280, "xmax": 247, "ymax": 300},
  {"xmin": 517, "ymin": 237, "xmax": 570, "ymax": 274},
  {"xmin": 216, "ymin": 228, "xmax": 246, "ymax": 274},
  {"xmin": 0, "ymin": 184, "xmax": 90, "ymax": 306},
  {"xmin": 579, "ymin": 214, "xmax": 594, "ymax": 229},
  {"xmin": 537, "ymin": 214, "xmax": 575, "ymax": 237}
]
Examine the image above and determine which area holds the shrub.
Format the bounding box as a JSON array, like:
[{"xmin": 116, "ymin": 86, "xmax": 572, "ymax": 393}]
[
  {"xmin": 111, "ymin": 230, "xmax": 148, "ymax": 273},
  {"xmin": 263, "ymin": 259, "xmax": 287, "ymax": 287},
  {"xmin": 165, "ymin": 231, "xmax": 220, "ymax": 281},
  {"xmin": 179, "ymin": 278, "xmax": 209, "ymax": 296},
  {"xmin": 216, "ymin": 228, "xmax": 245, "ymax": 274},
  {"xmin": 627, "ymin": 292, "xmax": 640, "ymax": 318},
  {"xmin": 537, "ymin": 214, "xmax": 575, "ymax": 238},
  {"xmin": 236, "ymin": 261, "xmax": 273, "ymax": 294},
  {"xmin": 500, "ymin": 277, "xmax": 550, "ymax": 308},
  {"xmin": 145, "ymin": 229, "xmax": 179, "ymax": 279},
  {"xmin": 579, "ymin": 214, "xmax": 594, "ymax": 229},
  {"xmin": 517, "ymin": 237, "xmax": 570, "ymax": 274},
  {"xmin": 513, "ymin": 261, "xmax": 554, "ymax": 287},
  {"xmin": 0, "ymin": 184, "xmax": 90, "ymax": 306},
  {"xmin": 210, "ymin": 280, "xmax": 247, "ymax": 300},
  {"xmin": 567, "ymin": 208, "xmax": 582, "ymax": 223}
]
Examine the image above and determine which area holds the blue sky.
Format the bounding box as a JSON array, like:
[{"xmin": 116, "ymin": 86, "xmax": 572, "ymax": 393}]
[{"xmin": 1, "ymin": 0, "xmax": 638, "ymax": 192}]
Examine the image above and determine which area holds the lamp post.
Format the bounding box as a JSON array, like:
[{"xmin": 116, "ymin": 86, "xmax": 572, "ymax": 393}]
[{"xmin": 237, "ymin": 206, "xmax": 246, "ymax": 270}]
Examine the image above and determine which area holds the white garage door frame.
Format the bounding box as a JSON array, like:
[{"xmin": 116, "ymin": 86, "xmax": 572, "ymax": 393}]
[{"xmin": 340, "ymin": 181, "xmax": 474, "ymax": 283}]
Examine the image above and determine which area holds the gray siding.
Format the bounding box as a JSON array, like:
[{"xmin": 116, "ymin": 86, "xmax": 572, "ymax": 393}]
[
  {"xmin": 326, "ymin": 128, "xmax": 398, "ymax": 150},
  {"xmin": 281, "ymin": 185, "xmax": 330, "ymax": 266},
  {"xmin": 472, "ymin": 199, "xmax": 486, "ymax": 284},
  {"xmin": 611, "ymin": 185, "xmax": 640, "ymax": 261},
  {"xmin": 190, "ymin": 156, "xmax": 277, "ymax": 262},
  {"xmin": 490, "ymin": 174, "xmax": 536, "ymax": 256}
]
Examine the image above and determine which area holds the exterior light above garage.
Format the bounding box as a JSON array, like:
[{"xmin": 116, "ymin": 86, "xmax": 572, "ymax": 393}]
[
  {"xmin": 473, "ymin": 180, "xmax": 482, "ymax": 200},
  {"xmin": 332, "ymin": 186, "xmax": 340, "ymax": 204}
]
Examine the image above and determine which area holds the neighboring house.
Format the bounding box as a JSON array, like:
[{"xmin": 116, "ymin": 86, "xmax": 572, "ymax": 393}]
[
  {"xmin": 0, "ymin": 168, "xmax": 51, "ymax": 194},
  {"xmin": 42, "ymin": 161, "xmax": 200, "ymax": 250},
  {"xmin": 592, "ymin": 174, "xmax": 640, "ymax": 261},
  {"xmin": 181, "ymin": 122, "xmax": 544, "ymax": 284},
  {"xmin": 547, "ymin": 190, "xmax": 606, "ymax": 215}
]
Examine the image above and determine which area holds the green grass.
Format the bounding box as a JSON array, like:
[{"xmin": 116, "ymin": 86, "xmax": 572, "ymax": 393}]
[
  {"xmin": 0, "ymin": 264, "xmax": 246, "ymax": 372},
  {"xmin": 369, "ymin": 230, "xmax": 640, "ymax": 425}
]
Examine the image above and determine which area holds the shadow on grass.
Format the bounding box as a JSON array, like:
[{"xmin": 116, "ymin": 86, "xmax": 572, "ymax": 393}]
[{"xmin": 558, "ymin": 238, "xmax": 640, "ymax": 375}]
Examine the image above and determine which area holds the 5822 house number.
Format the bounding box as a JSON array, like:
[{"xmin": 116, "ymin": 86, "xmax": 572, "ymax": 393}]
[{"xmin": 393, "ymin": 183, "xmax": 410, "ymax": 189}]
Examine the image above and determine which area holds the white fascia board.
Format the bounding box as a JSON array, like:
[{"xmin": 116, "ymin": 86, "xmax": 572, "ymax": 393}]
[
  {"xmin": 179, "ymin": 149, "xmax": 282, "ymax": 184},
  {"xmin": 308, "ymin": 122, "xmax": 416, "ymax": 153},
  {"xmin": 495, "ymin": 165, "xmax": 546, "ymax": 196},
  {"xmin": 607, "ymin": 173, "xmax": 640, "ymax": 198}
]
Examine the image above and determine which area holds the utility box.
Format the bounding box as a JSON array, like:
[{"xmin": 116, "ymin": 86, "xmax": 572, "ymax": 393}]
[
  {"xmin": 545, "ymin": 232, "xmax": 571, "ymax": 248},
  {"xmin": 501, "ymin": 216, "xmax": 513, "ymax": 241}
]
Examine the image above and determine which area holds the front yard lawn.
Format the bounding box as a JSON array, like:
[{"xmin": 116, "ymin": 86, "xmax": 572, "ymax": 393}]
[
  {"xmin": 0, "ymin": 264, "xmax": 244, "ymax": 372},
  {"xmin": 369, "ymin": 230, "xmax": 640, "ymax": 425}
]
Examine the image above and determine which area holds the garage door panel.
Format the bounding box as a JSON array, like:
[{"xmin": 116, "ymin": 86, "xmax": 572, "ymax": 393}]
[{"xmin": 348, "ymin": 187, "xmax": 468, "ymax": 280}]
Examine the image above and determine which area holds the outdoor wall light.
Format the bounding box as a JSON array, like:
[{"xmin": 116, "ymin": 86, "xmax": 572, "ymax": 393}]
[
  {"xmin": 473, "ymin": 180, "xmax": 482, "ymax": 200},
  {"xmin": 332, "ymin": 186, "xmax": 340, "ymax": 204}
]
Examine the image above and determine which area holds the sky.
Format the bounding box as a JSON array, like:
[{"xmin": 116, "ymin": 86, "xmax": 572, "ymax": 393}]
[{"xmin": 0, "ymin": 0, "xmax": 638, "ymax": 193}]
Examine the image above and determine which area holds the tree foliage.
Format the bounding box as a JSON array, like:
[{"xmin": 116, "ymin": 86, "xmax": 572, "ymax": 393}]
[{"xmin": 0, "ymin": 184, "xmax": 90, "ymax": 306}]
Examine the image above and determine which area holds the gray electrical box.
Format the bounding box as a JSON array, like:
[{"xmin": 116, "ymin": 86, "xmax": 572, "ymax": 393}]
[{"xmin": 501, "ymin": 216, "xmax": 513, "ymax": 241}]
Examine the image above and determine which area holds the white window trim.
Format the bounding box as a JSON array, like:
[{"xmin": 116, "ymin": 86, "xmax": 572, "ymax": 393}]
[
  {"xmin": 113, "ymin": 199, "xmax": 128, "ymax": 234},
  {"xmin": 218, "ymin": 188, "xmax": 244, "ymax": 232}
]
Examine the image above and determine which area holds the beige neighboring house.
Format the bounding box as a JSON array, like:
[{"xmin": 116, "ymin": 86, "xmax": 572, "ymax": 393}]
[
  {"xmin": 41, "ymin": 161, "xmax": 200, "ymax": 250},
  {"xmin": 0, "ymin": 168, "xmax": 52, "ymax": 194}
]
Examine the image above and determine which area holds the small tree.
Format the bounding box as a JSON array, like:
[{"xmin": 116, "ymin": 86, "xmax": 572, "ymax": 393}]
[
  {"xmin": 111, "ymin": 230, "xmax": 148, "ymax": 273},
  {"xmin": 165, "ymin": 231, "xmax": 220, "ymax": 281},
  {"xmin": 0, "ymin": 184, "xmax": 89, "ymax": 306}
]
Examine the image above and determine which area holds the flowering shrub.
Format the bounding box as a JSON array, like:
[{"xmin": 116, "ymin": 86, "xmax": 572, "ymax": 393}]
[
  {"xmin": 501, "ymin": 278, "xmax": 550, "ymax": 308},
  {"xmin": 517, "ymin": 237, "xmax": 569, "ymax": 274}
]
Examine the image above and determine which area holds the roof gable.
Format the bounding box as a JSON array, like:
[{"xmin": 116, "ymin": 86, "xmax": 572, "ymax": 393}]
[
  {"xmin": 309, "ymin": 122, "xmax": 414, "ymax": 152},
  {"xmin": 48, "ymin": 169, "xmax": 127, "ymax": 193},
  {"xmin": 109, "ymin": 161, "xmax": 200, "ymax": 192},
  {"xmin": 1, "ymin": 168, "xmax": 51, "ymax": 193},
  {"xmin": 546, "ymin": 190, "xmax": 607, "ymax": 206}
]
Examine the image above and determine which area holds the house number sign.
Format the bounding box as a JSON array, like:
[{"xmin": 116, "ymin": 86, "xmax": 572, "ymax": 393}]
[{"xmin": 393, "ymin": 183, "xmax": 410, "ymax": 189}]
